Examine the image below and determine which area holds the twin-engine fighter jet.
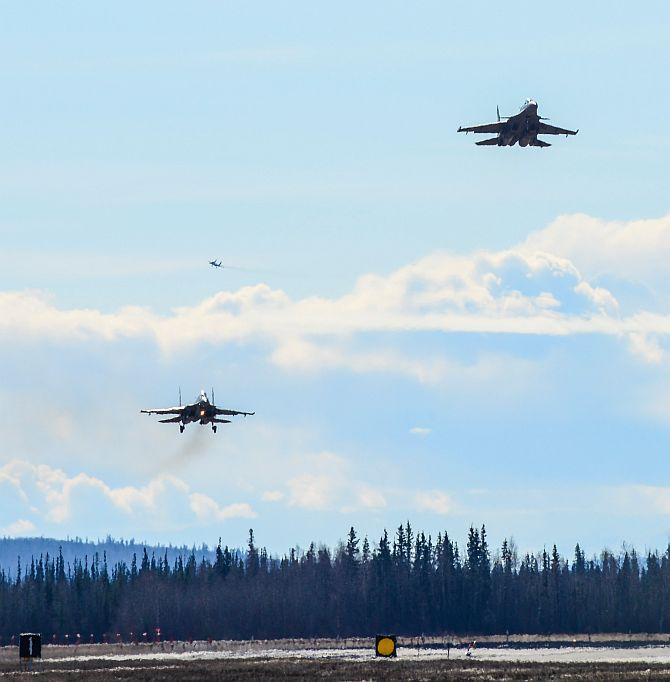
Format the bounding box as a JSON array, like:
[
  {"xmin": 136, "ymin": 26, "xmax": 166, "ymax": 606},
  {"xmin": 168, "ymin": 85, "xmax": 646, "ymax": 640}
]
[
  {"xmin": 209, "ymin": 259, "xmax": 223, "ymax": 268},
  {"xmin": 458, "ymin": 99, "xmax": 578, "ymax": 147},
  {"xmin": 141, "ymin": 389, "xmax": 254, "ymax": 433}
]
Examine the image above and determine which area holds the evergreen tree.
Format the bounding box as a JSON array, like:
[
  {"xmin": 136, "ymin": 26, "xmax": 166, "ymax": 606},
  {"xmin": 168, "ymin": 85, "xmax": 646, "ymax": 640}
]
[{"xmin": 3, "ymin": 524, "xmax": 670, "ymax": 641}]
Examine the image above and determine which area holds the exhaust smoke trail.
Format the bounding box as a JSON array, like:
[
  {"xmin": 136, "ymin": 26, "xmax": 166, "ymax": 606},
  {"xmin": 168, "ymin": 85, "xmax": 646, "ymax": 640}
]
[{"xmin": 158, "ymin": 427, "xmax": 213, "ymax": 472}]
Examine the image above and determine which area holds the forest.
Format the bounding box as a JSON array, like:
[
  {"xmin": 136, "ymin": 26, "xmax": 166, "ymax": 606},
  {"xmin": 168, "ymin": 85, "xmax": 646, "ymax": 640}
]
[
  {"xmin": 0, "ymin": 536, "xmax": 215, "ymax": 575},
  {"xmin": 1, "ymin": 523, "xmax": 669, "ymax": 641}
]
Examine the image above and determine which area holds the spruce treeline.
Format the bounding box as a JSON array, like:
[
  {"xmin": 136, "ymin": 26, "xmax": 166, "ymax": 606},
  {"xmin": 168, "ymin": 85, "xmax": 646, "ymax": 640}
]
[
  {"xmin": 0, "ymin": 524, "xmax": 668, "ymax": 640},
  {"xmin": 0, "ymin": 537, "xmax": 216, "ymax": 577}
]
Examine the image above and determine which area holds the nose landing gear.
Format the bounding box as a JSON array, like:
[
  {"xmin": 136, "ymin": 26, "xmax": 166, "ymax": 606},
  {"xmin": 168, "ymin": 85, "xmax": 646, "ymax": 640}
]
[
  {"xmin": 212, "ymin": 425, "xmax": 217, "ymax": 433},
  {"xmin": 179, "ymin": 425, "xmax": 185, "ymax": 433}
]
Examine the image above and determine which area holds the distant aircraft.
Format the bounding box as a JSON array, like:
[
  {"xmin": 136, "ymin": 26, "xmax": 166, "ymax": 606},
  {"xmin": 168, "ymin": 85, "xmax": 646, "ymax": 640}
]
[
  {"xmin": 209, "ymin": 260, "xmax": 223, "ymax": 268},
  {"xmin": 141, "ymin": 389, "xmax": 254, "ymax": 433},
  {"xmin": 458, "ymin": 99, "xmax": 578, "ymax": 147}
]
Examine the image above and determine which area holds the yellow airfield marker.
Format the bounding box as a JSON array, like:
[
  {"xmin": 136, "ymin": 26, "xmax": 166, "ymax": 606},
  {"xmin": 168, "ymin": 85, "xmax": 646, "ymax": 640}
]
[{"xmin": 375, "ymin": 635, "xmax": 397, "ymax": 657}]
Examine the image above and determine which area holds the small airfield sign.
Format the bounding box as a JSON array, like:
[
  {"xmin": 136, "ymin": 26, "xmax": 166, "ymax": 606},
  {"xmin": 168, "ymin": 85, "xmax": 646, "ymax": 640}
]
[{"xmin": 375, "ymin": 635, "xmax": 397, "ymax": 657}]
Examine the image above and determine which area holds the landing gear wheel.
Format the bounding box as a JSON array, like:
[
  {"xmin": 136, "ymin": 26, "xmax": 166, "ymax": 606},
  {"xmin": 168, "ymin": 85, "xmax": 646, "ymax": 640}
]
[
  {"xmin": 179, "ymin": 425, "xmax": 185, "ymax": 433},
  {"xmin": 212, "ymin": 425, "xmax": 217, "ymax": 433}
]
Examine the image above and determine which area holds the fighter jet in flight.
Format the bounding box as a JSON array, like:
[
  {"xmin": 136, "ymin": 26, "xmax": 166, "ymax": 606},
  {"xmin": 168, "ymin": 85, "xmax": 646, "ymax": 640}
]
[
  {"xmin": 209, "ymin": 259, "xmax": 223, "ymax": 268},
  {"xmin": 458, "ymin": 99, "xmax": 578, "ymax": 147},
  {"xmin": 141, "ymin": 389, "xmax": 254, "ymax": 433}
]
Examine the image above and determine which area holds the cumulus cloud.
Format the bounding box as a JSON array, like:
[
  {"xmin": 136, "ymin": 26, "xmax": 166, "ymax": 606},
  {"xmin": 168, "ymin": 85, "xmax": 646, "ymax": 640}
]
[
  {"xmin": 0, "ymin": 248, "xmax": 621, "ymax": 350},
  {"xmin": 189, "ymin": 493, "xmax": 256, "ymax": 521},
  {"xmin": 261, "ymin": 451, "xmax": 460, "ymax": 516},
  {"xmin": 414, "ymin": 490, "xmax": 454, "ymax": 515},
  {"xmin": 354, "ymin": 485, "xmax": 387, "ymax": 511},
  {"xmin": 287, "ymin": 473, "xmax": 335, "ymax": 510},
  {"xmin": 627, "ymin": 332, "xmax": 663, "ymax": 364},
  {"xmin": 1, "ymin": 519, "xmax": 36, "ymax": 536},
  {"xmin": 5, "ymin": 213, "xmax": 670, "ymax": 377},
  {"xmin": 573, "ymin": 281, "xmax": 619, "ymax": 313},
  {"xmin": 520, "ymin": 212, "xmax": 670, "ymax": 287},
  {"xmin": 0, "ymin": 450, "xmax": 459, "ymax": 528},
  {"xmin": 282, "ymin": 452, "xmax": 387, "ymax": 513},
  {"xmin": 0, "ymin": 459, "xmax": 255, "ymax": 530}
]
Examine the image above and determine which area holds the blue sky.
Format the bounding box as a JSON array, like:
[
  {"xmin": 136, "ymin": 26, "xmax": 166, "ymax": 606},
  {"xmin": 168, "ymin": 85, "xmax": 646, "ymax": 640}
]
[{"xmin": 1, "ymin": 1, "xmax": 670, "ymax": 558}]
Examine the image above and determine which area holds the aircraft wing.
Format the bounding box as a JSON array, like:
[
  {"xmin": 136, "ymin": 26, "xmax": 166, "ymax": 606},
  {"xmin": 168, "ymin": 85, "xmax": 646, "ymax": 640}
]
[
  {"xmin": 141, "ymin": 406, "xmax": 184, "ymax": 415},
  {"xmin": 215, "ymin": 408, "xmax": 255, "ymax": 417},
  {"xmin": 458, "ymin": 122, "xmax": 503, "ymax": 134},
  {"xmin": 158, "ymin": 416, "xmax": 183, "ymax": 423},
  {"xmin": 538, "ymin": 122, "xmax": 578, "ymax": 136}
]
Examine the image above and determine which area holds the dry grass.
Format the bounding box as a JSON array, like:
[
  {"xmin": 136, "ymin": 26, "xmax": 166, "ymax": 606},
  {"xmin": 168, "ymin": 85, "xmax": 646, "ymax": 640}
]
[{"xmin": 2, "ymin": 657, "xmax": 670, "ymax": 681}]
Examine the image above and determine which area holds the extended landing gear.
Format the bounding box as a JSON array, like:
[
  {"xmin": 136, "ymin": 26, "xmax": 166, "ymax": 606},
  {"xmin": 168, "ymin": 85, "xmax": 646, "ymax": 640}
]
[
  {"xmin": 179, "ymin": 425, "xmax": 185, "ymax": 433},
  {"xmin": 212, "ymin": 425, "xmax": 217, "ymax": 433}
]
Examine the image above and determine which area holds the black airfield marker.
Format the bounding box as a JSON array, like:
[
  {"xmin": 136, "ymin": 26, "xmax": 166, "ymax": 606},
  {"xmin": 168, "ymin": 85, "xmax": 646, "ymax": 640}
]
[{"xmin": 19, "ymin": 633, "xmax": 41, "ymax": 670}]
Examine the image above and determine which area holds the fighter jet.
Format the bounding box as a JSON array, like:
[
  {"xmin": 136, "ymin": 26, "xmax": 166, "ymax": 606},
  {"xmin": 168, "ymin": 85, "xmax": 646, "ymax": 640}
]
[
  {"xmin": 141, "ymin": 389, "xmax": 254, "ymax": 433},
  {"xmin": 458, "ymin": 99, "xmax": 578, "ymax": 147},
  {"xmin": 209, "ymin": 260, "xmax": 223, "ymax": 268}
]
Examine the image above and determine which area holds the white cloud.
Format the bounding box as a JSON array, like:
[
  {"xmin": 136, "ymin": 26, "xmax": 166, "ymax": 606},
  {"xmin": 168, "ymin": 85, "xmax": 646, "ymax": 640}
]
[
  {"xmin": 287, "ymin": 473, "xmax": 335, "ymax": 510},
  {"xmin": 478, "ymin": 484, "xmax": 670, "ymax": 520},
  {"xmin": 0, "ymin": 459, "xmax": 255, "ymax": 530},
  {"xmin": 6, "ymin": 213, "xmax": 670, "ymax": 381},
  {"xmin": 609, "ymin": 485, "xmax": 670, "ymax": 516},
  {"xmin": 271, "ymin": 338, "xmax": 453, "ymax": 384},
  {"xmin": 28, "ymin": 465, "xmax": 189, "ymax": 522},
  {"xmin": 628, "ymin": 332, "xmax": 663, "ymax": 364},
  {"xmin": 1, "ymin": 519, "xmax": 36, "ymax": 536},
  {"xmin": 414, "ymin": 490, "xmax": 454, "ymax": 515},
  {"xmin": 520, "ymin": 212, "xmax": 670, "ymax": 286},
  {"xmin": 261, "ymin": 490, "xmax": 285, "ymax": 502},
  {"xmin": 189, "ymin": 493, "xmax": 256, "ymax": 522},
  {"xmin": 272, "ymin": 338, "xmax": 541, "ymax": 400},
  {"xmin": 281, "ymin": 452, "xmax": 387, "ymax": 513},
  {"xmin": 573, "ymin": 281, "xmax": 619, "ymax": 313},
  {"xmin": 281, "ymin": 452, "xmax": 346, "ymax": 511},
  {"xmin": 262, "ymin": 452, "xmax": 459, "ymax": 516},
  {"xmin": 352, "ymin": 485, "xmax": 387, "ymax": 511},
  {"xmin": 410, "ymin": 427, "xmax": 432, "ymax": 436},
  {"xmin": 0, "ymin": 248, "xmax": 621, "ymax": 351}
]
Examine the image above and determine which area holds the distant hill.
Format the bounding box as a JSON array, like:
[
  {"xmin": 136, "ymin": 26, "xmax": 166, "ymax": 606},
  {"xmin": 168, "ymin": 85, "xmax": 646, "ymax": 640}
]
[{"xmin": 0, "ymin": 536, "xmax": 219, "ymax": 576}]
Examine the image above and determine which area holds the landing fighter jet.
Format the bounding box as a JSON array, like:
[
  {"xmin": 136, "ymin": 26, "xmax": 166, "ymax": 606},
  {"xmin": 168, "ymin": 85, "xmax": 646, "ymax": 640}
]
[
  {"xmin": 458, "ymin": 99, "xmax": 578, "ymax": 147},
  {"xmin": 209, "ymin": 260, "xmax": 223, "ymax": 268},
  {"xmin": 141, "ymin": 389, "xmax": 254, "ymax": 433}
]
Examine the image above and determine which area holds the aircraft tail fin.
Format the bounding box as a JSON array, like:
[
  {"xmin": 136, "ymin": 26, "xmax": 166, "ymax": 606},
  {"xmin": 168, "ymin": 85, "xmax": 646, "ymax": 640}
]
[
  {"xmin": 531, "ymin": 138, "xmax": 551, "ymax": 147},
  {"xmin": 476, "ymin": 137, "xmax": 500, "ymax": 146},
  {"xmin": 496, "ymin": 105, "xmax": 510, "ymax": 121}
]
